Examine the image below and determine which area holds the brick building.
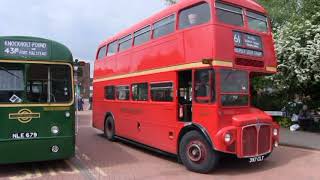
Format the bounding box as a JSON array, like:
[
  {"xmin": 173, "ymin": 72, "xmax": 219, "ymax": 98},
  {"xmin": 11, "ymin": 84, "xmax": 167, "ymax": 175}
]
[{"xmin": 76, "ymin": 61, "xmax": 90, "ymax": 98}]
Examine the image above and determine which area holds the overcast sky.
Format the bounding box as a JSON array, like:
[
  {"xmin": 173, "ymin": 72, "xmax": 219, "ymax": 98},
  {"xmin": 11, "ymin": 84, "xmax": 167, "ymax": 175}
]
[{"xmin": 0, "ymin": 0, "xmax": 166, "ymax": 76}]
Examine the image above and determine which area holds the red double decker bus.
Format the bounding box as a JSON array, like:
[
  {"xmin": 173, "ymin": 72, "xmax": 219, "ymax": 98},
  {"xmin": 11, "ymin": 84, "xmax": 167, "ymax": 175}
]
[{"xmin": 93, "ymin": 0, "xmax": 279, "ymax": 173}]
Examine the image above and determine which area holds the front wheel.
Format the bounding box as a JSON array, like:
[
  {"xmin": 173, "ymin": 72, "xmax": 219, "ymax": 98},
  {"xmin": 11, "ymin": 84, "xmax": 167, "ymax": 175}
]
[
  {"xmin": 104, "ymin": 116, "xmax": 116, "ymax": 141},
  {"xmin": 179, "ymin": 130, "xmax": 220, "ymax": 174}
]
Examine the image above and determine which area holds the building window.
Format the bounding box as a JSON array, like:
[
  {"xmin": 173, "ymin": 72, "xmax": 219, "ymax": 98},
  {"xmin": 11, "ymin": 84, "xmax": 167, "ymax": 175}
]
[
  {"xmin": 97, "ymin": 46, "xmax": 106, "ymax": 60},
  {"xmin": 119, "ymin": 35, "xmax": 132, "ymax": 52},
  {"xmin": 194, "ymin": 69, "xmax": 215, "ymax": 103},
  {"xmin": 150, "ymin": 82, "xmax": 173, "ymax": 102},
  {"xmin": 216, "ymin": 2, "xmax": 244, "ymax": 27},
  {"xmin": 247, "ymin": 11, "xmax": 268, "ymax": 32},
  {"xmin": 132, "ymin": 83, "xmax": 148, "ymax": 101},
  {"xmin": 107, "ymin": 41, "xmax": 118, "ymax": 56},
  {"xmin": 153, "ymin": 15, "xmax": 175, "ymax": 39},
  {"xmin": 105, "ymin": 86, "xmax": 115, "ymax": 100},
  {"xmin": 116, "ymin": 86, "xmax": 130, "ymax": 100},
  {"xmin": 134, "ymin": 26, "xmax": 151, "ymax": 46},
  {"xmin": 179, "ymin": 2, "xmax": 211, "ymax": 29}
]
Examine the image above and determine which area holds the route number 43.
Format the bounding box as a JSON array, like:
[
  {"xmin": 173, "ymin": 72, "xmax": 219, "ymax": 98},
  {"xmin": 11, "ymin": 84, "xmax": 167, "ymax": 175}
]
[{"xmin": 4, "ymin": 47, "xmax": 19, "ymax": 54}]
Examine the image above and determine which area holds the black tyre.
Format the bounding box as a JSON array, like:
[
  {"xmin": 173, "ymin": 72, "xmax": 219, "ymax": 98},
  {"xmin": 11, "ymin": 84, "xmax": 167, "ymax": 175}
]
[
  {"xmin": 179, "ymin": 130, "xmax": 220, "ymax": 174},
  {"xmin": 104, "ymin": 116, "xmax": 115, "ymax": 141}
]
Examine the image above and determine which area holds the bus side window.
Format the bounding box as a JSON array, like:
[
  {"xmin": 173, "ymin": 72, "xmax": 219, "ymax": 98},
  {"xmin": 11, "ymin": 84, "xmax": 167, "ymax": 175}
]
[
  {"xmin": 194, "ymin": 69, "xmax": 215, "ymax": 103},
  {"xmin": 179, "ymin": 2, "xmax": 211, "ymax": 29},
  {"xmin": 134, "ymin": 26, "xmax": 151, "ymax": 46},
  {"xmin": 150, "ymin": 82, "xmax": 173, "ymax": 102},
  {"xmin": 107, "ymin": 41, "xmax": 118, "ymax": 57},
  {"xmin": 153, "ymin": 14, "xmax": 176, "ymax": 39},
  {"xmin": 132, "ymin": 83, "xmax": 148, "ymax": 101},
  {"xmin": 97, "ymin": 46, "xmax": 106, "ymax": 60},
  {"xmin": 105, "ymin": 86, "xmax": 115, "ymax": 100},
  {"xmin": 119, "ymin": 34, "xmax": 132, "ymax": 52},
  {"xmin": 116, "ymin": 86, "xmax": 130, "ymax": 100}
]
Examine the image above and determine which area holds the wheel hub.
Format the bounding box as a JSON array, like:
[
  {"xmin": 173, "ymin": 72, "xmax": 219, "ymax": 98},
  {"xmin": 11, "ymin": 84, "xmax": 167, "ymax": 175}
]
[{"xmin": 187, "ymin": 141, "xmax": 206, "ymax": 163}]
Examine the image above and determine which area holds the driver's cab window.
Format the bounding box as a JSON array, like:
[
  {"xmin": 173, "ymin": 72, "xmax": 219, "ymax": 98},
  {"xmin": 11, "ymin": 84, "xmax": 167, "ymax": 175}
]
[
  {"xmin": 194, "ymin": 69, "xmax": 215, "ymax": 103},
  {"xmin": 0, "ymin": 63, "xmax": 24, "ymax": 103}
]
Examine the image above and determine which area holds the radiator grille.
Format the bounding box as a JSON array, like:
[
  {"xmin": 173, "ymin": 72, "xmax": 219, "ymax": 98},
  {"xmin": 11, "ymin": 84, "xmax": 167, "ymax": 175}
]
[{"xmin": 242, "ymin": 124, "xmax": 272, "ymax": 157}]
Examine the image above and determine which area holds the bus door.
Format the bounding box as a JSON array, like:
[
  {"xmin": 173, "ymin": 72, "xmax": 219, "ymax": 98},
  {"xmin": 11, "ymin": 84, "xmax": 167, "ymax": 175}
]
[
  {"xmin": 178, "ymin": 70, "xmax": 192, "ymax": 122},
  {"xmin": 192, "ymin": 69, "xmax": 216, "ymax": 128}
]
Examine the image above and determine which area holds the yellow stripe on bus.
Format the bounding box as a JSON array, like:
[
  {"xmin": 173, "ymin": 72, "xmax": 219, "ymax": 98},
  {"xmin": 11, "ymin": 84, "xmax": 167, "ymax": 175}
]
[{"xmin": 93, "ymin": 60, "xmax": 233, "ymax": 83}]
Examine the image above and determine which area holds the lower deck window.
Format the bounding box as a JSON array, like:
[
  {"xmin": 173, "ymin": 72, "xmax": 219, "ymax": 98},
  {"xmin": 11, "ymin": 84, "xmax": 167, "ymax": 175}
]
[
  {"xmin": 150, "ymin": 82, "xmax": 173, "ymax": 102},
  {"xmin": 132, "ymin": 83, "xmax": 148, "ymax": 101},
  {"xmin": 116, "ymin": 86, "xmax": 129, "ymax": 100},
  {"xmin": 105, "ymin": 86, "xmax": 115, "ymax": 100}
]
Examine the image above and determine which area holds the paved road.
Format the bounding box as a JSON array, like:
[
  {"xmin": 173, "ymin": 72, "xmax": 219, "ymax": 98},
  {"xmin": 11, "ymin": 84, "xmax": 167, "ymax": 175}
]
[{"xmin": 1, "ymin": 111, "xmax": 319, "ymax": 180}]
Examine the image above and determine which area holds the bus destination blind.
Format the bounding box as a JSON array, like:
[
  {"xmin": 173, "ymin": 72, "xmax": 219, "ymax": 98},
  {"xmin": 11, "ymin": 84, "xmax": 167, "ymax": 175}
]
[{"xmin": 3, "ymin": 40, "xmax": 48, "ymax": 57}]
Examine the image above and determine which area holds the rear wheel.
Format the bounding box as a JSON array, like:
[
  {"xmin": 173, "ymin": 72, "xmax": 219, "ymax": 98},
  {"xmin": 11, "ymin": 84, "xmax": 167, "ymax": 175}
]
[
  {"xmin": 179, "ymin": 130, "xmax": 220, "ymax": 174},
  {"xmin": 104, "ymin": 116, "xmax": 115, "ymax": 141}
]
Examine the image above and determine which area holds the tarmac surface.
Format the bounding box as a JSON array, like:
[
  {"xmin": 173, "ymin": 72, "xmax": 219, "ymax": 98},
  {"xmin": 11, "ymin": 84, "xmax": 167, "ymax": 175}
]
[{"xmin": 1, "ymin": 110, "xmax": 319, "ymax": 180}]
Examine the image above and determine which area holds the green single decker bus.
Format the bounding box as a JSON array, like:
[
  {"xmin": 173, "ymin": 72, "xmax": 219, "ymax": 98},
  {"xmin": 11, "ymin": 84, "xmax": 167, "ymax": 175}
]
[{"xmin": 0, "ymin": 36, "xmax": 75, "ymax": 163}]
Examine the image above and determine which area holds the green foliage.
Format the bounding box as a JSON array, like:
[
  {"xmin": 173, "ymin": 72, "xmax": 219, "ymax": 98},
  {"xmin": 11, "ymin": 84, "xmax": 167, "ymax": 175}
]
[
  {"xmin": 274, "ymin": 117, "xmax": 292, "ymax": 128},
  {"xmin": 257, "ymin": 0, "xmax": 320, "ymax": 26}
]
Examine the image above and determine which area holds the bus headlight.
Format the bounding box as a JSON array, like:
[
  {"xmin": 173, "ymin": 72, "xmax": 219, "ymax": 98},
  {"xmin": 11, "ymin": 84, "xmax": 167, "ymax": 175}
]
[
  {"xmin": 51, "ymin": 145, "xmax": 59, "ymax": 153},
  {"xmin": 51, "ymin": 126, "xmax": 59, "ymax": 135},
  {"xmin": 273, "ymin": 129, "xmax": 278, "ymax": 136},
  {"xmin": 65, "ymin": 111, "xmax": 70, "ymax": 118},
  {"xmin": 224, "ymin": 133, "xmax": 232, "ymax": 143}
]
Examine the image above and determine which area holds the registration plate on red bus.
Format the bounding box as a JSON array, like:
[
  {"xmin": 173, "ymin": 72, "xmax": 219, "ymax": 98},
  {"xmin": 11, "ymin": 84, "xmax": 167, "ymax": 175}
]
[
  {"xmin": 249, "ymin": 156, "xmax": 265, "ymax": 163},
  {"xmin": 12, "ymin": 132, "xmax": 38, "ymax": 139}
]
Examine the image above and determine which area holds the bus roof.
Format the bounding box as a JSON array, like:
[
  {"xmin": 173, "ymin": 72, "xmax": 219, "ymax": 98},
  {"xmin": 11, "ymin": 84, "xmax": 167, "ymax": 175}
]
[
  {"xmin": 99, "ymin": 0, "xmax": 266, "ymax": 47},
  {"xmin": 0, "ymin": 36, "xmax": 73, "ymax": 62}
]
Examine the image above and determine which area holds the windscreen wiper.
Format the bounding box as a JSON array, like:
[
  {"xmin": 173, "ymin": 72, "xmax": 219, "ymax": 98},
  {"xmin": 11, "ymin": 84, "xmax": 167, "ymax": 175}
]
[{"xmin": 0, "ymin": 66, "xmax": 21, "ymax": 79}]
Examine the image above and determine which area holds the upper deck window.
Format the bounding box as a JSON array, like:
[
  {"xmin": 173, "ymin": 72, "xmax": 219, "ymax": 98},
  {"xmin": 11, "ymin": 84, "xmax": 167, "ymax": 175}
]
[
  {"xmin": 153, "ymin": 15, "xmax": 175, "ymax": 39},
  {"xmin": 134, "ymin": 26, "xmax": 151, "ymax": 46},
  {"xmin": 216, "ymin": 2, "xmax": 244, "ymax": 27},
  {"xmin": 179, "ymin": 2, "xmax": 211, "ymax": 29},
  {"xmin": 247, "ymin": 11, "xmax": 268, "ymax": 32},
  {"xmin": 107, "ymin": 41, "xmax": 118, "ymax": 56},
  {"xmin": 119, "ymin": 35, "xmax": 132, "ymax": 52},
  {"xmin": 97, "ymin": 46, "xmax": 106, "ymax": 60}
]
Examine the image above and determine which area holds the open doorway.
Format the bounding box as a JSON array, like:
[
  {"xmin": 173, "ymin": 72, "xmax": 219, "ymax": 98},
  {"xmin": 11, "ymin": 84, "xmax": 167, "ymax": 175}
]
[{"xmin": 178, "ymin": 70, "xmax": 192, "ymax": 122}]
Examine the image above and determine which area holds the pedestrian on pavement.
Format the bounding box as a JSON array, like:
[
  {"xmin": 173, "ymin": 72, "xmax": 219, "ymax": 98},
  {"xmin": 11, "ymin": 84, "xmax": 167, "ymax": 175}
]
[
  {"xmin": 298, "ymin": 105, "xmax": 313, "ymax": 131},
  {"xmin": 78, "ymin": 96, "xmax": 84, "ymax": 111}
]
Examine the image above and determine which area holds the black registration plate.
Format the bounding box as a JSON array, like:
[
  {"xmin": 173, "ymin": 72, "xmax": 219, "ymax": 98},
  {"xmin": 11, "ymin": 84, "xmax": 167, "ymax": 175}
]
[{"xmin": 12, "ymin": 132, "xmax": 38, "ymax": 139}]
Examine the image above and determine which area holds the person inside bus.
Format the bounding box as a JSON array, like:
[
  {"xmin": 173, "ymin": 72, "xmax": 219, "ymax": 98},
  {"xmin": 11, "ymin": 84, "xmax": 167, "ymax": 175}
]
[{"xmin": 187, "ymin": 13, "xmax": 198, "ymax": 26}]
